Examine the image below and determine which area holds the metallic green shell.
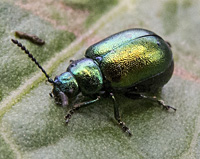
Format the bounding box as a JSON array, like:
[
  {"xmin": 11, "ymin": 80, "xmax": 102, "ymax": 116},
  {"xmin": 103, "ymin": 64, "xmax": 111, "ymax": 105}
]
[
  {"xmin": 85, "ymin": 28, "xmax": 173, "ymax": 88},
  {"xmin": 85, "ymin": 28, "xmax": 156, "ymax": 59},
  {"xmin": 67, "ymin": 58, "xmax": 103, "ymax": 95}
]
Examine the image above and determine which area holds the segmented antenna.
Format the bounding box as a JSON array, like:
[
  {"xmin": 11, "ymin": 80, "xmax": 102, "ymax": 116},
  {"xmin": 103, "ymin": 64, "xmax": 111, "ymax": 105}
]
[{"xmin": 11, "ymin": 39, "xmax": 54, "ymax": 84}]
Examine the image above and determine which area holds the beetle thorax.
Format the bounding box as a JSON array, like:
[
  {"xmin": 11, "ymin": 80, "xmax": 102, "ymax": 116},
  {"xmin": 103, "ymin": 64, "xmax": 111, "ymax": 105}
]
[{"xmin": 67, "ymin": 58, "xmax": 103, "ymax": 95}]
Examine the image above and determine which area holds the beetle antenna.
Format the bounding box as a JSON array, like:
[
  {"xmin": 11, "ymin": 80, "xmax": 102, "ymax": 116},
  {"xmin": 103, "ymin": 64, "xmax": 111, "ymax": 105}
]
[{"xmin": 11, "ymin": 39, "xmax": 54, "ymax": 84}]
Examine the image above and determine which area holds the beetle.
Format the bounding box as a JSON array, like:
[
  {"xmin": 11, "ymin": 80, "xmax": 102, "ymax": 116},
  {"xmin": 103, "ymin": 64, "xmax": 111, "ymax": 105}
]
[{"xmin": 11, "ymin": 28, "xmax": 176, "ymax": 136}]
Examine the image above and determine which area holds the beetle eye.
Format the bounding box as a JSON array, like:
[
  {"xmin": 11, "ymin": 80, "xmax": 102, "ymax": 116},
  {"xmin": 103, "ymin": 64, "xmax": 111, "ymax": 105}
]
[{"xmin": 95, "ymin": 56, "xmax": 102, "ymax": 63}]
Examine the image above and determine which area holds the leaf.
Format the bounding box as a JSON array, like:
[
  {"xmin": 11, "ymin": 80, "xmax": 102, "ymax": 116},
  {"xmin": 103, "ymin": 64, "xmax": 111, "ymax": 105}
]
[{"xmin": 1, "ymin": 0, "xmax": 200, "ymax": 159}]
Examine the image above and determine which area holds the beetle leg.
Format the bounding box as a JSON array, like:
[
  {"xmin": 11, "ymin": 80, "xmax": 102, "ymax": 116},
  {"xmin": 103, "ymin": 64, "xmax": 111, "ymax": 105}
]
[
  {"xmin": 110, "ymin": 93, "xmax": 132, "ymax": 136},
  {"xmin": 65, "ymin": 96, "xmax": 101, "ymax": 124},
  {"xmin": 124, "ymin": 92, "xmax": 143, "ymax": 99},
  {"xmin": 140, "ymin": 94, "xmax": 176, "ymax": 111}
]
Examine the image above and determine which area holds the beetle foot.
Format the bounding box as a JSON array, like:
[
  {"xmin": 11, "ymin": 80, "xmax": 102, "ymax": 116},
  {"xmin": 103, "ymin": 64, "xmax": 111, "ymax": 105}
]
[
  {"xmin": 118, "ymin": 120, "xmax": 132, "ymax": 136},
  {"xmin": 163, "ymin": 105, "xmax": 176, "ymax": 111},
  {"xmin": 158, "ymin": 100, "xmax": 176, "ymax": 111},
  {"xmin": 65, "ymin": 109, "xmax": 74, "ymax": 124}
]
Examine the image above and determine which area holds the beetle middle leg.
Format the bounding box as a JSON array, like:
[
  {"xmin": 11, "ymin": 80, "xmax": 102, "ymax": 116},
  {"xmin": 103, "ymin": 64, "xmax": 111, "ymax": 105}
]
[
  {"xmin": 110, "ymin": 93, "xmax": 132, "ymax": 136},
  {"xmin": 65, "ymin": 96, "xmax": 101, "ymax": 123}
]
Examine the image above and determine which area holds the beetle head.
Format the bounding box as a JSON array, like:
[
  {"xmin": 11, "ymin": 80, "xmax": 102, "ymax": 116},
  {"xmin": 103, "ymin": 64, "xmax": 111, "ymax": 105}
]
[
  {"xmin": 10, "ymin": 39, "xmax": 80, "ymax": 107},
  {"xmin": 52, "ymin": 72, "xmax": 79, "ymax": 107}
]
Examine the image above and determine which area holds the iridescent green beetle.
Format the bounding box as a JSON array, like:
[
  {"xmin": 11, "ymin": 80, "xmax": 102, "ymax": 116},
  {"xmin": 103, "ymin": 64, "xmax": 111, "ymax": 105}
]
[{"xmin": 11, "ymin": 28, "xmax": 176, "ymax": 136}]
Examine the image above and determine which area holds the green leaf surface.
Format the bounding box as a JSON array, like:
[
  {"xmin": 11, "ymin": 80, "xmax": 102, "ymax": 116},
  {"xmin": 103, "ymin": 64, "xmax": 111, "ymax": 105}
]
[{"xmin": 1, "ymin": 0, "xmax": 200, "ymax": 159}]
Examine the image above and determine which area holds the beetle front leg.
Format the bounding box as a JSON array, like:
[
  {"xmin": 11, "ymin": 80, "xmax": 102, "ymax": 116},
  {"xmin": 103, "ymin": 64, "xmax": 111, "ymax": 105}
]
[
  {"xmin": 140, "ymin": 94, "xmax": 176, "ymax": 111},
  {"xmin": 65, "ymin": 96, "xmax": 101, "ymax": 124},
  {"xmin": 110, "ymin": 93, "xmax": 132, "ymax": 136}
]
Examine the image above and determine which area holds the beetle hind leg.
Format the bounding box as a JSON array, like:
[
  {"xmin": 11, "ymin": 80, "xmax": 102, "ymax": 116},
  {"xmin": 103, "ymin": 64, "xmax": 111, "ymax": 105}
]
[
  {"xmin": 110, "ymin": 93, "xmax": 132, "ymax": 136},
  {"xmin": 156, "ymin": 98, "xmax": 176, "ymax": 111},
  {"xmin": 140, "ymin": 94, "xmax": 176, "ymax": 111},
  {"xmin": 125, "ymin": 92, "xmax": 176, "ymax": 111}
]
